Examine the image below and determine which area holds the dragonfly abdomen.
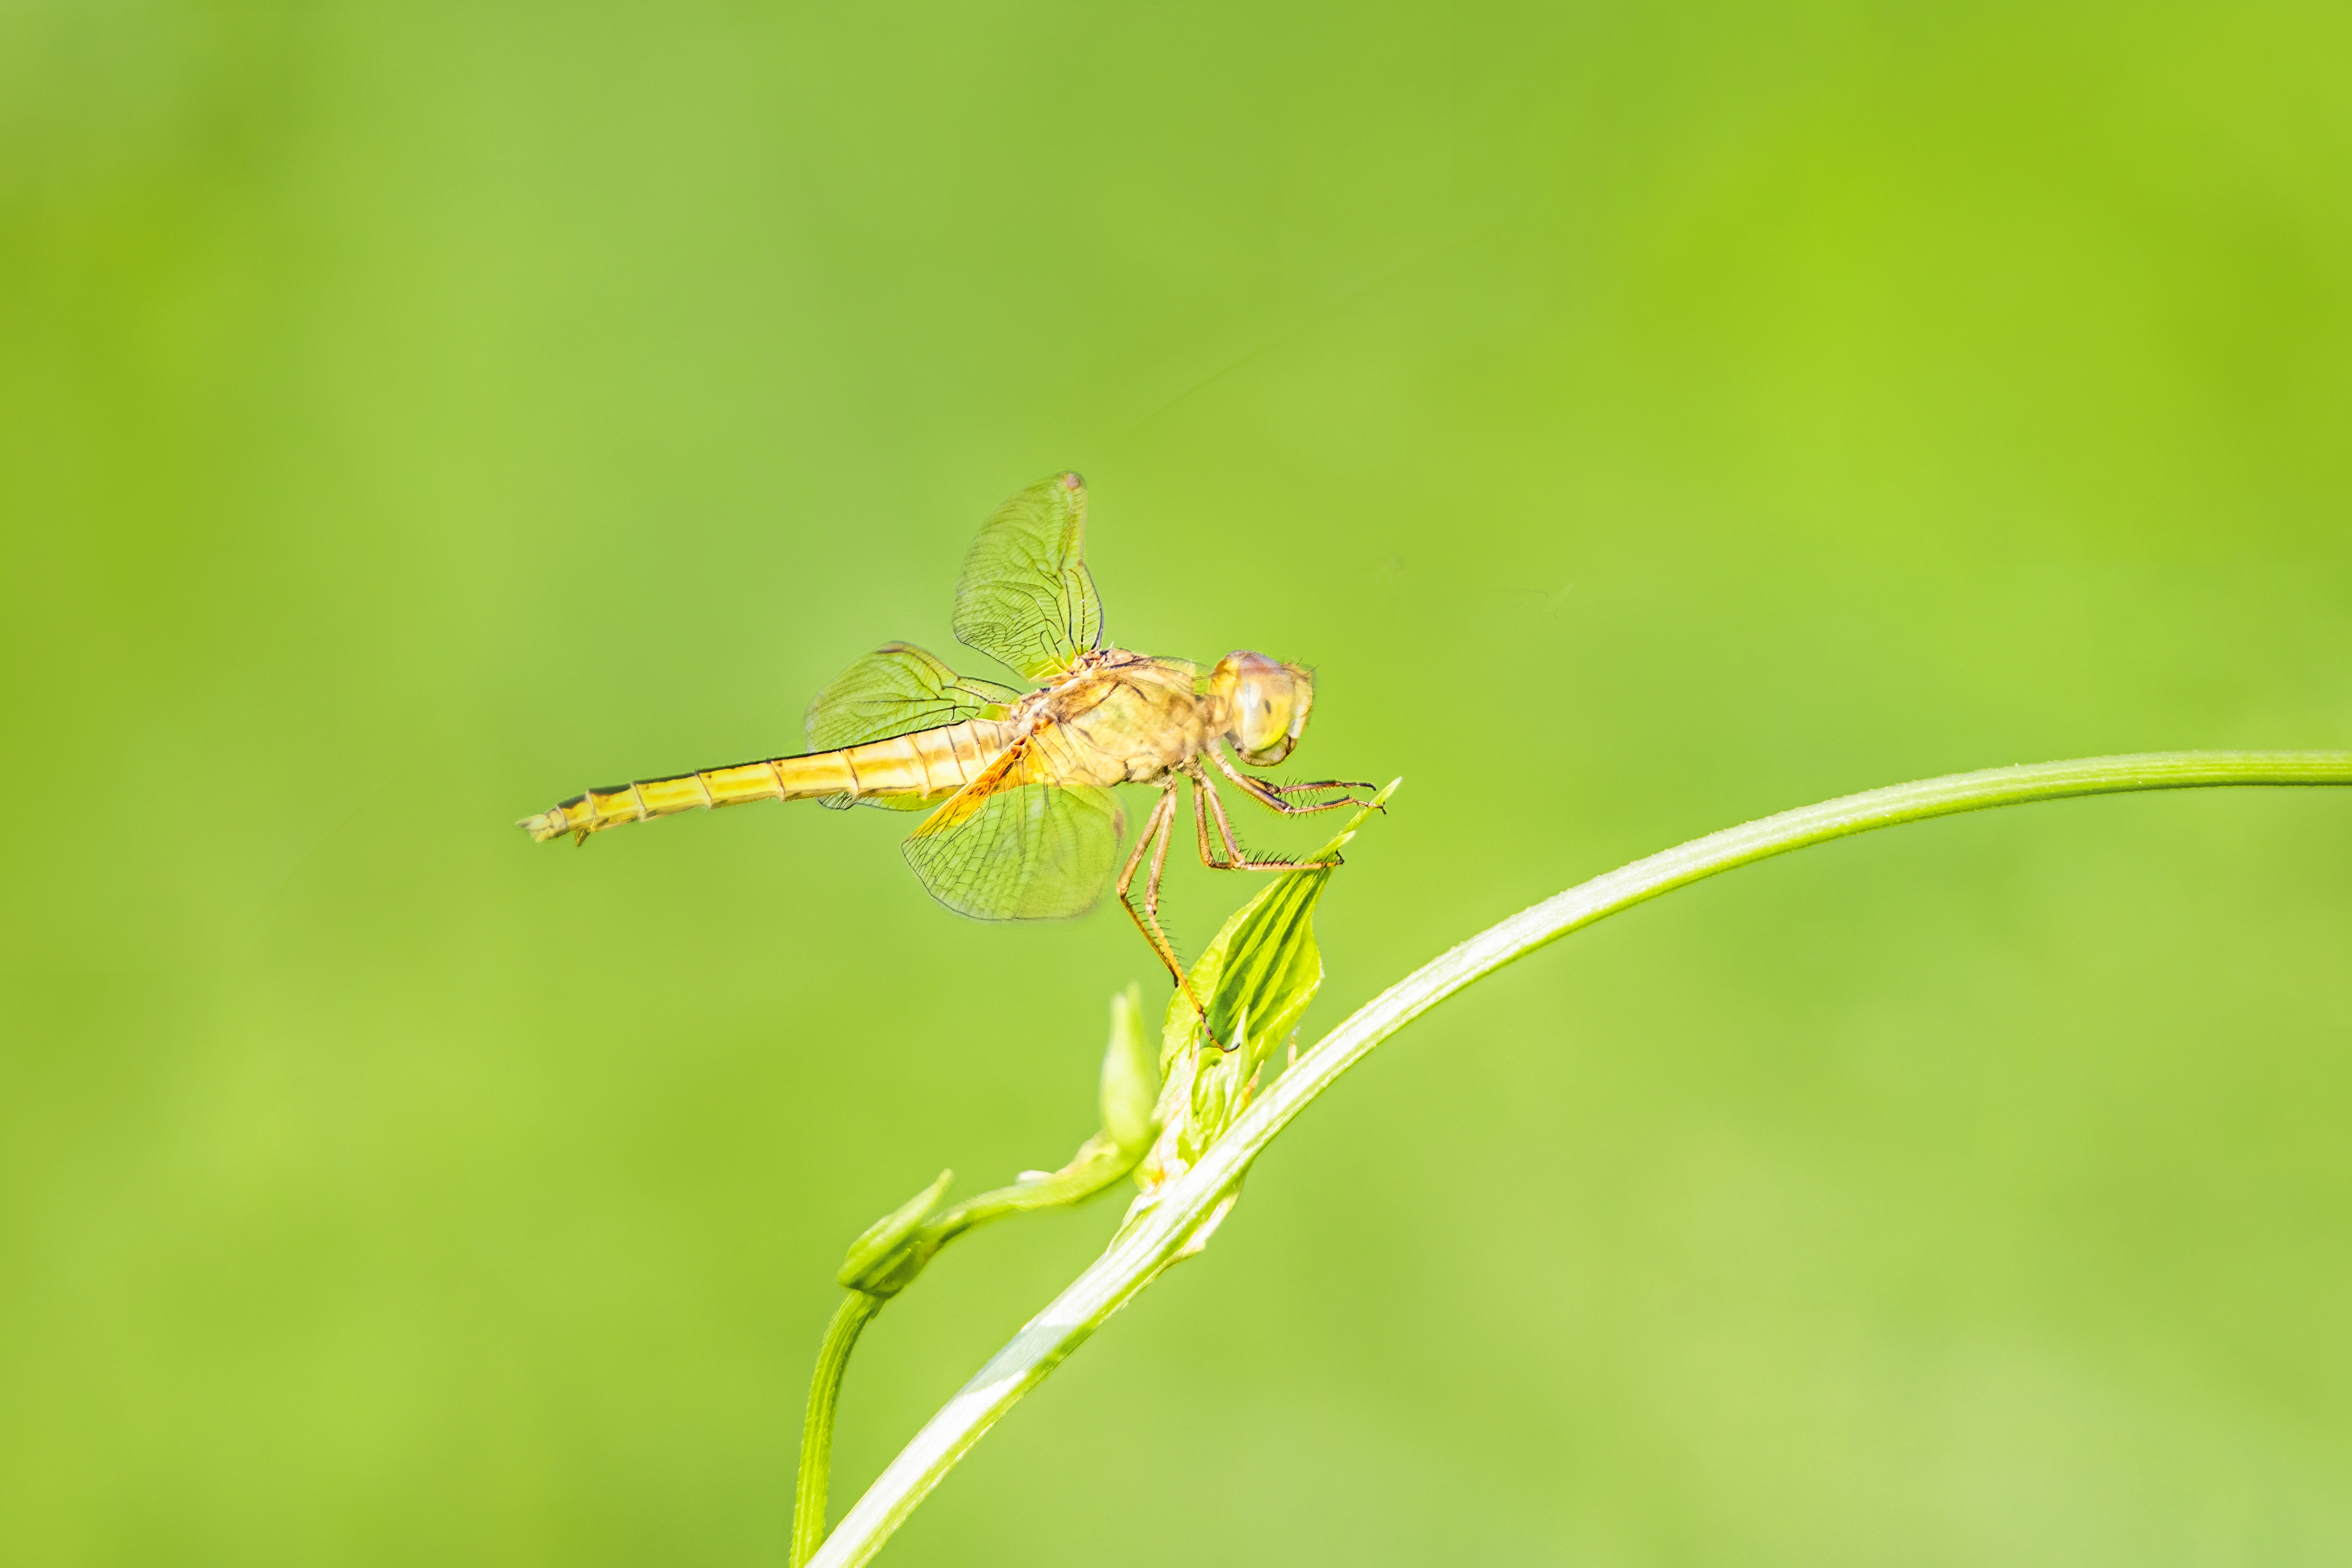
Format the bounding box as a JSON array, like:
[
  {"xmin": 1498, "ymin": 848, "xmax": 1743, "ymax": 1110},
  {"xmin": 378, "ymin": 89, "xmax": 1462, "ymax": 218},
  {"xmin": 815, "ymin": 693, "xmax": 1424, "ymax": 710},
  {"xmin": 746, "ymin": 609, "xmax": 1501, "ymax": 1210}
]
[
  {"xmin": 831, "ymin": 719, "xmax": 1016, "ymax": 804},
  {"xmin": 517, "ymin": 720, "xmax": 1014, "ymax": 843}
]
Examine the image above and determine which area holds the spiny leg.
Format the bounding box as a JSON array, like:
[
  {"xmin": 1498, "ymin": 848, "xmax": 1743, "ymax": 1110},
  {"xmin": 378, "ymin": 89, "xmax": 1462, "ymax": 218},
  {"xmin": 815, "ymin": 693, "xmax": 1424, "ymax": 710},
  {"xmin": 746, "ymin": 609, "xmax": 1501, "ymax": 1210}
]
[
  {"xmin": 1145, "ymin": 782, "xmax": 1176, "ymax": 916},
  {"xmin": 1188, "ymin": 765, "xmax": 1342, "ymax": 876},
  {"xmin": 1190, "ymin": 770, "xmax": 1228, "ymax": 868},
  {"xmin": 1262, "ymin": 777, "xmax": 1383, "ymax": 806},
  {"xmin": 1195, "ymin": 766, "xmax": 1253, "ymax": 868},
  {"xmin": 1208, "ymin": 744, "xmax": 1381, "ymax": 816},
  {"xmin": 1118, "ymin": 780, "xmax": 1224, "ymax": 1049},
  {"xmin": 1116, "ymin": 783, "xmax": 1180, "ymax": 969}
]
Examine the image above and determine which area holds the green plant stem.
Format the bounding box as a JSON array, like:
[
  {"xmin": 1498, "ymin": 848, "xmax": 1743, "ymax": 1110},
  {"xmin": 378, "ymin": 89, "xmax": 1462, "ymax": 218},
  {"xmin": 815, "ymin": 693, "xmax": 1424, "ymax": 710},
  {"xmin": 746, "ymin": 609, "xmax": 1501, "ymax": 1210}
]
[
  {"xmin": 794, "ymin": 1156, "xmax": 1137, "ymax": 1564},
  {"xmin": 792, "ymin": 1291, "xmax": 884, "ymax": 1567},
  {"xmin": 796, "ymin": 1057, "xmax": 1154, "ymax": 1561},
  {"xmin": 805, "ymin": 750, "xmax": 2352, "ymax": 1568}
]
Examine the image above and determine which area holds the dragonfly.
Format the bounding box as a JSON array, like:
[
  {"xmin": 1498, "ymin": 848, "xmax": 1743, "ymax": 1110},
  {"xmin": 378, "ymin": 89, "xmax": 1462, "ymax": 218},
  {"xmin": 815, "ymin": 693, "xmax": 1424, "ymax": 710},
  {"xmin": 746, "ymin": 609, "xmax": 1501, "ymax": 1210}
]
[{"xmin": 519, "ymin": 471, "xmax": 1376, "ymax": 1039}]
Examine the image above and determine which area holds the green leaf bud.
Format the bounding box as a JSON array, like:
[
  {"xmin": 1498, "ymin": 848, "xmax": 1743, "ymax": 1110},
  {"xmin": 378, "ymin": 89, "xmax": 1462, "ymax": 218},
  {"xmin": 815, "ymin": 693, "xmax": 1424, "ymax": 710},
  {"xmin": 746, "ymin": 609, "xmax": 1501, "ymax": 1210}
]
[
  {"xmin": 1099, "ymin": 984, "xmax": 1159, "ymax": 1158},
  {"xmin": 837, "ymin": 1168, "xmax": 953, "ymax": 1291}
]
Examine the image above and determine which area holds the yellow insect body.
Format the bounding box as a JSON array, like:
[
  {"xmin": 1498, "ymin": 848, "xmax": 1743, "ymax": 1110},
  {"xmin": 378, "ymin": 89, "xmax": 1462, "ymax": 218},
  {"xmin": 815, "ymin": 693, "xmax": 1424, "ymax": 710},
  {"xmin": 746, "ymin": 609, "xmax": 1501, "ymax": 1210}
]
[{"xmin": 519, "ymin": 471, "xmax": 1373, "ymax": 1044}]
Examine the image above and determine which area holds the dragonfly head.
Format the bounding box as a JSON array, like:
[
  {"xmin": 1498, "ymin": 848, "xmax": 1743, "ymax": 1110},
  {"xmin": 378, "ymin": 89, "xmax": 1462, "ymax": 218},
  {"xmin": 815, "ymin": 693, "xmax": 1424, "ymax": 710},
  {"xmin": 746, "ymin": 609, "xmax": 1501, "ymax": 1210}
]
[{"xmin": 1211, "ymin": 651, "xmax": 1316, "ymax": 767}]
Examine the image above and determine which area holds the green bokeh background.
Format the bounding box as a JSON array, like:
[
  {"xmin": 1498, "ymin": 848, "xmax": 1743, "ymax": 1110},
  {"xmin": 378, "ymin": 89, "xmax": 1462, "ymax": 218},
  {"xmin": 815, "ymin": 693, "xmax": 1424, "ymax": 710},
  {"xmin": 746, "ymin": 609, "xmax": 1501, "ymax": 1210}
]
[{"xmin": 5, "ymin": 3, "xmax": 2349, "ymax": 1563}]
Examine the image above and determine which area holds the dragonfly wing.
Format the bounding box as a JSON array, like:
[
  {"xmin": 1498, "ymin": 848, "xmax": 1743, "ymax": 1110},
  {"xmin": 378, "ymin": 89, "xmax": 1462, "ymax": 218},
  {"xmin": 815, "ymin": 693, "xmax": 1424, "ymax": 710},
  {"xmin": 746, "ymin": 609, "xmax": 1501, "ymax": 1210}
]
[
  {"xmin": 950, "ymin": 471, "xmax": 1105, "ymax": 681},
  {"xmin": 901, "ymin": 737, "xmax": 1124, "ymax": 920},
  {"xmin": 805, "ymin": 642, "xmax": 1018, "ymax": 749},
  {"xmin": 805, "ymin": 642, "xmax": 1021, "ymax": 811}
]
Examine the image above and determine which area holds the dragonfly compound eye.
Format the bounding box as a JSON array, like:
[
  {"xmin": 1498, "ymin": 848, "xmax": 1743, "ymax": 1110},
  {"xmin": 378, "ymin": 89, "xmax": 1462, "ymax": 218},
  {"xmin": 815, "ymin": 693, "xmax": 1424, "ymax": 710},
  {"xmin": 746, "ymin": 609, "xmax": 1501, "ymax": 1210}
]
[{"xmin": 1214, "ymin": 652, "xmax": 1316, "ymax": 766}]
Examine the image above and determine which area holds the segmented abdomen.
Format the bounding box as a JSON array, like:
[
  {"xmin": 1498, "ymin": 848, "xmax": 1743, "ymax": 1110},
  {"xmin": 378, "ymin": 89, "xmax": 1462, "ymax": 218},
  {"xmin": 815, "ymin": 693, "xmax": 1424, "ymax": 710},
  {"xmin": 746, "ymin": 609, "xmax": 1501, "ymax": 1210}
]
[{"xmin": 519, "ymin": 719, "xmax": 1015, "ymax": 843}]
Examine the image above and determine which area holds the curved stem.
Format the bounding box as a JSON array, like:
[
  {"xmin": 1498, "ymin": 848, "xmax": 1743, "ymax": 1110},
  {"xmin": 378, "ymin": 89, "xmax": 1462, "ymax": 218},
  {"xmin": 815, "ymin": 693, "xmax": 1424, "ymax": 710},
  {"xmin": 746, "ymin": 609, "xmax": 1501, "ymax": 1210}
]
[
  {"xmin": 792, "ymin": 1291, "xmax": 884, "ymax": 1567},
  {"xmin": 807, "ymin": 750, "xmax": 2352, "ymax": 1568}
]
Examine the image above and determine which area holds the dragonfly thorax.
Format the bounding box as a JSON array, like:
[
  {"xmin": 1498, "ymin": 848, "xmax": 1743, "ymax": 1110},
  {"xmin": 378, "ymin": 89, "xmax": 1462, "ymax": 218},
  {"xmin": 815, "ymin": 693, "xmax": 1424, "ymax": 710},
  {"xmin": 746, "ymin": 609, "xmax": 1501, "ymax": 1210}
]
[{"xmin": 1029, "ymin": 649, "xmax": 1219, "ymax": 786}]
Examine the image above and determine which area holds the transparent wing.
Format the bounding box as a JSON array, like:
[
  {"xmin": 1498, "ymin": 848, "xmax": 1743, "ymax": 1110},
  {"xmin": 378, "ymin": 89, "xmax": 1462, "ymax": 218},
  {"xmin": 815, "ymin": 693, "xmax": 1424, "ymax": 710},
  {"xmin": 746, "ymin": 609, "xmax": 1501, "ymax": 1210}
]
[
  {"xmin": 804, "ymin": 642, "xmax": 1019, "ymax": 812},
  {"xmin": 950, "ymin": 471, "xmax": 1105, "ymax": 681},
  {"xmin": 805, "ymin": 642, "xmax": 1018, "ymax": 750},
  {"xmin": 901, "ymin": 735, "xmax": 1124, "ymax": 920}
]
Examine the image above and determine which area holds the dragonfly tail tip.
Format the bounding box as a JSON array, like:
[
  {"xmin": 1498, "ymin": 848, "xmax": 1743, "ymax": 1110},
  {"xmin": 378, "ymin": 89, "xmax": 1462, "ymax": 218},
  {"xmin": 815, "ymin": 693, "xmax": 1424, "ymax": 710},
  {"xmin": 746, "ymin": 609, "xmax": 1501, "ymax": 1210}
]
[{"xmin": 516, "ymin": 811, "xmax": 570, "ymax": 844}]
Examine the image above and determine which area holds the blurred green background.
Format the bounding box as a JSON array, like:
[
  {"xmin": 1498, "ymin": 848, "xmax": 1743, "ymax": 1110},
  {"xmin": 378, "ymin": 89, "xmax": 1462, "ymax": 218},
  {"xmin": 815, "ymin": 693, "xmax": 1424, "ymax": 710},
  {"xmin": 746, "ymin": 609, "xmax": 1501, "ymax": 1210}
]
[{"xmin": 4, "ymin": 2, "xmax": 2349, "ymax": 1563}]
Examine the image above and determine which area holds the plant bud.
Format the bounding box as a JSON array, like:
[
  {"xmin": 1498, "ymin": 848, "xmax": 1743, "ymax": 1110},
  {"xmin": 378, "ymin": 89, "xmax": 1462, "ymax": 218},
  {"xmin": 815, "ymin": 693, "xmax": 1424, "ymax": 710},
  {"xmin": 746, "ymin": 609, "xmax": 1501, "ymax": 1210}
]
[
  {"xmin": 837, "ymin": 1169, "xmax": 952, "ymax": 1291},
  {"xmin": 1099, "ymin": 985, "xmax": 1159, "ymax": 1158}
]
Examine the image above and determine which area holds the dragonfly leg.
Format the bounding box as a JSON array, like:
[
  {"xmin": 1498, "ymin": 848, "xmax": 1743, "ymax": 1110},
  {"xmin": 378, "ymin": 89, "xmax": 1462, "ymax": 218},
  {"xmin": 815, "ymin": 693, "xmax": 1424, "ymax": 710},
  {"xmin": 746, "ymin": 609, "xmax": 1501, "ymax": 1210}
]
[
  {"xmin": 1189, "ymin": 767, "xmax": 1242, "ymax": 869},
  {"xmin": 1145, "ymin": 782, "xmax": 1177, "ymax": 916},
  {"xmin": 1209, "ymin": 744, "xmax": 1381, "ymax": 816},
  {"xmin": 1120, "ymin": 780, "xmax": 1226, "ymax": 1049},
  {"xmin": 1265, "ymin": 778, "xmax": 1382, "ymax": 804},
  {"xmin": 1116, "ymin": 783, "xmax": 1178, "ymax": 944},
  {"xmin": 1188, "ymin": 766, "xmax": 1340, "ymax": 876}
]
